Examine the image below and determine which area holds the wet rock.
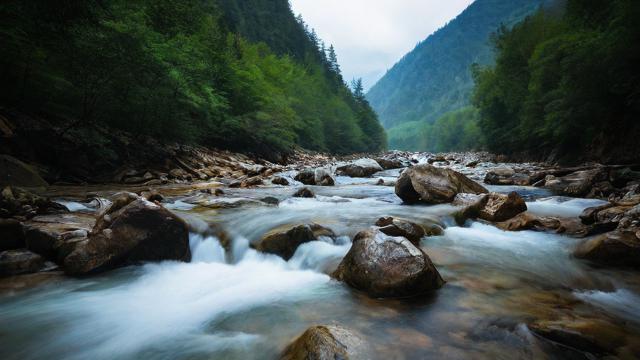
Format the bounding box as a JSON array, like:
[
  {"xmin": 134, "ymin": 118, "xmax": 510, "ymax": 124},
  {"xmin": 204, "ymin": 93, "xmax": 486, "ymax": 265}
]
[
  {"xmin": 428, "ymin": 155, "xmax": 447, "ymax": 164},
  {"xmin": 0, "ymin": 155, "xmax": 48, "ymax": 188},
  {"xmin": 252, "ymin": 223, "xmax": 335, "ymax": 260},
  {"xmin": 0, "ymin": 186, "xmax": 68, "ymax": 218},
  {"xmin": 375, "ymin": 158, "xmax": 404, "ymax": 170},
  {"xmin": 261, "ymin": 196, "xmax": 280, "ymax": 206},
  {"xmin": 496, "ymin": 213, "xmax": 561, "ymax": 232},
  {"xmin": 336, "ymin": 159, "xmax": 383, "ymax": 178},
  {"xmin": 333, "ymin": 229, "xmax": 444, "ymax": 298},
  {"xmin": 0, "ymin": 249, "xmax": 46, "ymax": 276},
  {"xmin": 241, "ymin": 176, "xmax": 264, "ymax": 188},
  {"xmin": 376, "ymin": 178, "xmax": 385, "ymax": 186},
  {"xmin": 574, "ymin": 230, "xmax": 639, "ymax": 268},
  {"xmin": 140, "ymin": 190, "xmax": 164, "ymax": 203},
  {"xmin": 0, "ymin": 219, "xmax": 25, "ymax": 251},
  {"xmin": 375, "ymin": 217, "xmax": 425, "ymax": 245},
  {"xmin": 64, "ymin": 198, "xmax": 190, "ymax": 275},
  {"xmin": 580, "ymin": 203, "xmax": 615, "ymax": 225},
  {"xmin": 396, "ymin": 164, "xmax": 487, "ymax": 204},
  {"xmin": 282, "ymin": 325, "xmax": 368, "ymax": 360},
  {"xmin": 24, "ymin": 226, "xmax": 60, "ymax": 259},
  {"xmin": 293, "ymin": 187, "xmax": 315, "ymax": 198},
  {"xmin": 544, "ymin": 168, "xmax": 607, "ymax": 197},
  {"xmin": 272, "ymin": 176, "xmax": 290, "ymax": 186},
  {"xmin": 294, "ymin": 169, "xmax": 316, "ymax": 185},
  {"xmin": 466, "ymin": 161, "xmax": 479, "ymax": 168},
  {"xmin": 478, "ymin": 192, "xmax": 527, "ymax": 222}
]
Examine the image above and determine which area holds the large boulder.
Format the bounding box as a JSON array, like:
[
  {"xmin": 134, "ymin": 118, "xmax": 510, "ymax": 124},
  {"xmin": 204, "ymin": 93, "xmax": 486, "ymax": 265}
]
[
  {"xmin": 64, "ymin": 197, "xmax": 190, "ymax": 275},
  {"xmin": 0, "ymin": 155, "xmax": 48, "ymax": 188},
  {"xmin": 375, "ymin": 158, "xmax": 405, "ymax": 170},
  {"xmin": 281, "ymin": 325, "xmax": 368, "ymax": 360},
  {"xmin": 478, "ymin": 192, "xmax": 527, "ymax": 222},
  {"xmin": 396, "ymin": 165, "xmax": 487, "ymax": 204},
  {"xmin": 0, "ymin": 219, "xmax": 25, "ymax": 251},
  {"xmin": 294, "ymin": 168, "xmax": 335, "ymax": 186},
  {"xmin": 333, "ymin": 229, "xmax": 444, "ymax": 298},
  {"xmin": 0, "ymin": 249, "xmax": 46, "ymax": 276},
  {"xmin": 336, "ymin": 159, "xmax": 383, "ymax": 178},
  {"xmin": 252, "ymin": 223, "xmax": 335, "ymax": 260},
  {"xmin": 574, "ymin": 230, "xmax": 640, "ymax": 268},
  {"xmin": 544, "ymin": 168, "xmax": 607, "ymax": 197},
  {"xmin": 375, "ymin": 217, "xmax": 426, "ymax": 245}
]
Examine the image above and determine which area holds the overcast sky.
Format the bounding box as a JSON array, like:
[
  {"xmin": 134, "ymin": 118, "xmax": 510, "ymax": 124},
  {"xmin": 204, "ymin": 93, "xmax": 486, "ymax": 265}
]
[{"xmin": 290, "ymin": 0, "xmax": 475, "ymax": 90}]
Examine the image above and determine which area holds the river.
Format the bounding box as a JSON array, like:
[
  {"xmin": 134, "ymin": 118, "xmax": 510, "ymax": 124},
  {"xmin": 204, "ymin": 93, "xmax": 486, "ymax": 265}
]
[{"xmin": 1, "ymin": 164, "xmax": 639, "ymax": 359}]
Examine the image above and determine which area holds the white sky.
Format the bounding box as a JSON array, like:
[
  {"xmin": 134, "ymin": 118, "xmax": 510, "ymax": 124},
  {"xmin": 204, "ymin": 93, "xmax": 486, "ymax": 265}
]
[{"xmin": 290, "ymin": 0, "xmax": 475, "ymax": 90}]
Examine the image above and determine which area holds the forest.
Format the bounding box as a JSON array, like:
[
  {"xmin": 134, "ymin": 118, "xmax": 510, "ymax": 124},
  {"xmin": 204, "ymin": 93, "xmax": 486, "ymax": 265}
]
[
  {"xmin": 0, "ymin": 0, "xmax": 386, "ymax": 158},
  {"xmin": 473, "ymin": 0, "xmax": 640, "ymax": 162}
]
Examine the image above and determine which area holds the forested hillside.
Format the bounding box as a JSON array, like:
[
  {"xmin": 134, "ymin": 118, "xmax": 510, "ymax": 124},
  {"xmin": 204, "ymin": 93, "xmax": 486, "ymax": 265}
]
[
  {"xmin": 367, "ymin": 0, "xmax": 555, "ymax": 151},
  {"xmin": 0, "ymin": 0, "xmax": 386, "ymax": 159},
  {"xmin": 473, "ymin": 0, "xmax": 640, "ymax": 163}
]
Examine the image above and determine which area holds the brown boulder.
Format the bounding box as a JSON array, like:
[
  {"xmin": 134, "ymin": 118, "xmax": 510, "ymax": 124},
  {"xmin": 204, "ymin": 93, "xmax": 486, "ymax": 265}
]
[
  {"xmin": 272, "ymin": 176, "xmax": 290, "ymax": 186},
  {"xmin": 0, "ymin": 249, "xmax": 46, "ymax": 276},
  {"xmin": 252, "ymin": 223, "xmax": 335, "ymax": 260},
  {"xmin": 64, "ymin": 198, "xmax": 190, "ymax": 275},
  {"xmin": 574, "ymin": 231, "xmax": 640, "ymax": 268},
  {"xmin": 336, "ymin": 159, "xmax": 383, "ymax": 178},
  {"xmin": 293, "ymin": 187, "xmax": 315, "ymax": 198},
  {"xmin": 375, "ymin": 217, "xmax": 426, "ymax": 245},
  {"xmin": 282, "ymin": 325, "xmax": 368, "ymax": 360},
  {"xmin": 395, "ymin": 164, "xmax": 487, "ymax": 204},
  {"xmin": 333, "ymin": 229, "xmax": 444, "ymax": 298},
  {"xmin": 478, "ymin": 192, "xmax": 527, "ymax": 222}
]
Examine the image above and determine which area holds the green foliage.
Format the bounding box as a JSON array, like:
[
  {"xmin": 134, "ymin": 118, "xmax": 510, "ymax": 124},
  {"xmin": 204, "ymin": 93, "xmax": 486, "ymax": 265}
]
[
  {"xmin": 367, "ymin": 0, "xmax": 554, "ymax": 131},
  {"xmin": 472, "ymin": 0, "xmax": 640, "ymax": 161},
  {"xmin": 388, "ymin": 108, "xmax": 483, "ymax": 152},
  {"xmin": 0, "ymin": 0, "xmax": 386, "ymax": 157}
]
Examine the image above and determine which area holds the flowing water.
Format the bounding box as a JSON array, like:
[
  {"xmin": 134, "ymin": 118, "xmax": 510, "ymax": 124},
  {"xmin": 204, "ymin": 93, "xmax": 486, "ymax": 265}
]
[{"xmin": 1, "ymin": 169, "xmax": 639, "ymax": 359}]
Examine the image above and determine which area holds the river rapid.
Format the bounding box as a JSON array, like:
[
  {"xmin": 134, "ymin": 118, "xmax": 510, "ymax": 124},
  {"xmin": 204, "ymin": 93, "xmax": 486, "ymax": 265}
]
[{"xmin": 1, "ymin": 162, "xmax": 639, "ymax": 359}]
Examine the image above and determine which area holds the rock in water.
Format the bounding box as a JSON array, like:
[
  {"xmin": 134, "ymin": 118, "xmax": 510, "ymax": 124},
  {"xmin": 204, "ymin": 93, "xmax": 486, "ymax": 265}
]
[
  {"xmin": 294, "ymin": 169, "xmax": 316, "ymax": 185},
  {"xmin": 574, "ymin": 231, "xmax": 639, "ymax": 268},
  {"xmin": 333, "ymin": 229, "xmax": 444, "ymax": 298},
  {"xmin": 478, "ymin": 192, "xmax": 527, "ymax": 222},
  {"xmin": 375, "ymin": 216, "xmax": 426, "ymax": 245},
  {"xmin": 0, "ymin": 249, "xmax": 46, "ymax": 276},
  {"xmin": 395, "ymin": 164, "xmax": 487, "ymax": 204},
  {"xmin": 272, "ymin": 176, "xmax": 290, "ymax": 186},
  {"xmin": 293, "ymin": 187, "xmax": 315, "ymax": 198},
  {"xmin": 0, "ymin": 155, "xmax": 48, "ymax": 188},
  {"xmin": 336, "ymin": 159, "xmax": 383, "ymax": 178},
  {"xmin": 64, "ymin": 198, "xmax": 190, "ymax": 275},
  {"xmin": 282, "ymin": 325, "xmax": 368, "ymax": 360},
  {"xmin": 252, "ymin": 223, "xmax": 335, "ymax": 260}
]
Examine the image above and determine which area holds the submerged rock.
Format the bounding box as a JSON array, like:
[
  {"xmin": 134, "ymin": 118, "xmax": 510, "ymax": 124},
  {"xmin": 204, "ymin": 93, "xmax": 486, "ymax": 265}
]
[
  {"xmin": 293, "ymin": 187, "xmax": 315, "ymax": 198},
  {"xmin": 336, "ymin": 159, "xmax": 383, "ymax": 178},
  {"xmin": 395, "ymin": 164, "xmax": 487, "ymax": 204},
  {"xmin": 333, "ymin": 229, "xmax": 444, "ymax": 298},
  {"xmin": 252, "ymin": 223, "xmax": 335, "ymax": 260},
  {"xmin": 282, "ymin": 325, "xmax": 368, "ymax": 360},
  {"xmin": 64, "ymin": 197, "xmax": 190, "ymax": 275},
  {"xmin": 0, "ymin": 249, "xmax": 47, "ymax": 276}
]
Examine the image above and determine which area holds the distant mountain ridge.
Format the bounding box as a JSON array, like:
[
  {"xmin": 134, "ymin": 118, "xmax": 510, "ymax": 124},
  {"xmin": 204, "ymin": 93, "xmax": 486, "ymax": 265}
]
[{"xmin": 367, "ymin": 0, "xmax": 555, "ymax": 132}]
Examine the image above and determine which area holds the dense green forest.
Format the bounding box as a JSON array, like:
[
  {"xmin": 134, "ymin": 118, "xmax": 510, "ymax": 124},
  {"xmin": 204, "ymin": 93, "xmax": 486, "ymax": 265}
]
[
  {"xmin": 367, "ymin": 0, "xmax": 555, "ymax": 151},
  {"xmin": 0, "ymin": 0, "xmax": 386, "ymax": 158},
  {"xmin": 473, "ymin": 0, "xmax": 640, "ymax": 162}
]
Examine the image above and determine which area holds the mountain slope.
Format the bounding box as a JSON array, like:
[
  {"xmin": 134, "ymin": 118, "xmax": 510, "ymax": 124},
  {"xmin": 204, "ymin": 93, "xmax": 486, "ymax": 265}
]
[
  {"xmin": 0, "ymin": 0, "xmax": 385, "ymax": 159},
  {"xmin": 367, "ymin": 0, "xmax": 554, "ymax": 135}
]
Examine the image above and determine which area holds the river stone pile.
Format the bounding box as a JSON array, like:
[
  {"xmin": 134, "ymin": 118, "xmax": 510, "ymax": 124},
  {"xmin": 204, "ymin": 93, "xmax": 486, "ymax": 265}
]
[
  {"xmin": 395, "ymin": 164, "xmax": 488, "ymax": 204},
  {"xmin": 333, "ymin": 229, "xmax": 444, "ymax": 298}
]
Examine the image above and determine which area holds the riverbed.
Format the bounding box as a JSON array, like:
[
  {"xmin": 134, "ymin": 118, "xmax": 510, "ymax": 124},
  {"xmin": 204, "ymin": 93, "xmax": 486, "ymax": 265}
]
[{"xmin": 1, "ymin": 166, "xmax": 639, "ymax": 359}]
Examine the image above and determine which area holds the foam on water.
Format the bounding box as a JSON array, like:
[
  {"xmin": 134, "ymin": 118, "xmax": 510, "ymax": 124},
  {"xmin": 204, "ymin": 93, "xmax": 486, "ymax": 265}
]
[
  {"xmin": 574, "ymin": 289, "xmax": 640, "ymax": 324},
  {"xmin": 55, "ymin": 200, "xmax": 94, "ymax": 212},
  {"xmin": 526, "ymin": 197, "xmax": 608, "ymax": 218}
]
